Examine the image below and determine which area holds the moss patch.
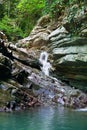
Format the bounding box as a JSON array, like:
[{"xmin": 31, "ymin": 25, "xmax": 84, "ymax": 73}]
[{"xmin": 0, "ymin": 90, "xmax": 12, "ymax": 107}]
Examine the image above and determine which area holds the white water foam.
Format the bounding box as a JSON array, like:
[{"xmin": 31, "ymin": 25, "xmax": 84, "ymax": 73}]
[
  {"xmin": 75, "ymin": 107, "xmax": 87, "ymax": 111},
  {"xmin": 39, "ymin": 51, "xmax": 52, "ymax": 76}
]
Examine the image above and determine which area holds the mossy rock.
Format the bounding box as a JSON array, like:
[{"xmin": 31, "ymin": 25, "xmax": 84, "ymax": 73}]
[{"xmin": 0, "ymin": 89, "xmax": 12, "ymax": 107}]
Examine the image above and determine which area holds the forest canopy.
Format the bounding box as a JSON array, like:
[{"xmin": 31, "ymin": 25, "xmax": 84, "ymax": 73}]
[{"xmin": 0, "ymin": 0, "xmax": 85, "ymax": 41}]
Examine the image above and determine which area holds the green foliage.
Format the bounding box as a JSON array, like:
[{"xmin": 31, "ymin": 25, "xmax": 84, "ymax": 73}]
[
  {"xmin": 66, "ymin": 1, "xmax": 84, "ymax": 35},
  {"xmin": 0, "ymin": 15, "xmax": 24, "ymax": 41},
  {"xmin": 49, "ymin": 0, "xmax": 65, "ymax": 19},
  {"xmin": 44, "ymin": 0, "xmax": 68, "ymax": 20},
  {"xmin": 0, "ymin": 89, "xmax": 12, "ymax": 107},
  {"xmin": 0, "ymin": 0, "xmax": 85, "ymax": 41},
  {"xmin": 0, "ymin": 0, "xmax": 45, "ymax": 40},
  {"xmin": 44, "ymin": 0, "xmax": 84, "ymax": 19},
  {"xmin": 17, "ymin": 0, "xmax": 45, "ymax": 36},
  {"xmin": 0, "ymin": 4, "xmax": 5, "ymax": 19}
]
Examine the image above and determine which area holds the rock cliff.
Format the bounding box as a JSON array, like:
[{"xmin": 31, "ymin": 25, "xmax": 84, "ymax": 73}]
[
  {"xmin": 0, "ymin": 4, "xmax": 87, "ymax": 111},
  {"xmin": 49, "ymin": 5, "xmax": 87, "ymax": 92},
  {"xmin": 17, "ymin": 5, "xmax": 87, "ymax": 92}
]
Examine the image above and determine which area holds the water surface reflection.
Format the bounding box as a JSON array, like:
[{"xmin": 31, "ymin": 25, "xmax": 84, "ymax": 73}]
[{"xmin": 0, "ymin": 106, "xmax": 87, "ymax": 130}]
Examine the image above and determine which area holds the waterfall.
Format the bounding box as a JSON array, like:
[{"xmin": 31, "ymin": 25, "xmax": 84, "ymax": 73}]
[{"xmin": 39, "ymin": 51, "xmax": 52, "ymax": 76}]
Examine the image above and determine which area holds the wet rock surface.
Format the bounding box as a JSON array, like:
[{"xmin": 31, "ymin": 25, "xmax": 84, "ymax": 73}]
[{"xmin": 0, "ymin": 38, "xmax": 87, "ymax": 112}]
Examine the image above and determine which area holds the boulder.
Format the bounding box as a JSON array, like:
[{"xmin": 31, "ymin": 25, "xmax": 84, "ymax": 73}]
[
  {"xmin": 0, "ymin": 53, "xmax": 12, "ymax": 79},
  {"xmin": 17, "ymin": 15, "xmax": 51, "ymax": 49},
  {"xmin": 0, "ymin": 31, "xmax": 8, "ymax": 42},
  {"xmin": 17, "ymin": 30, "xmax": 49, "ymax": 48}
]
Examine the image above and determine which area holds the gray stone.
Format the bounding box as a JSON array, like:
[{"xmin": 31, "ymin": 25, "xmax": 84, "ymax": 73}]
[
  {"xmin": 80, "ymin": 28, "xmax": 87, "ymax": 37},
  {"xmin": 49, "ymin": 26, "xmax": 68, "ymax": 39},
  {"xmin": 53, "ymin": 45, "xmax": 87, "ymax": 55},
  {"xmin": 47, "ymin": 6, "xmax": 87, "ymax": 92}
]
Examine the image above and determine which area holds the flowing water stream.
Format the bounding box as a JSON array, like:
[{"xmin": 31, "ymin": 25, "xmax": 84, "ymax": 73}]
[
  {"xmin": 39, "ymin": 51, "xmax": 52, "ymax": 76},
  {"xmin": 0, "ymin": 106, "xmax": 87, "ymax": 130}
]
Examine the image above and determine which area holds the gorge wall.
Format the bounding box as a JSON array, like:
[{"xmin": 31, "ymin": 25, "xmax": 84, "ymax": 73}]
[
  {"xmin": 17, "ymin": 5, "xmax": 87, "ymax": 92},
  {"xmin": 0, "ymin": 4, "xmax": 87, "ymax": 111}
]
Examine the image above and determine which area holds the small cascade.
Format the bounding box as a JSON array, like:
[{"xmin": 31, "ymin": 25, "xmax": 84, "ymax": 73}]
[
  {"xmin": 28, "ymin": 52, "xmax": 87, "ymax": 109},
  {"xmin": 39, "ymin": 51, "xmax": 52, "ymax": 76}
]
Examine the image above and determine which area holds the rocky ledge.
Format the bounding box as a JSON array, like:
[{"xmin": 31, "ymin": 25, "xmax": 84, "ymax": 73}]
[
  {"xmin": 0, "ymin": 37, "xmax": 87, "ymax": 112},
  {"xmin": 49, "ymin": 8, "xmax": 87, "ymax": 92}
]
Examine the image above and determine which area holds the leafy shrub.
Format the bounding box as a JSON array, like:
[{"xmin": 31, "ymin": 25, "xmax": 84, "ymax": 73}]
[
  {"xmin": 44, "ymin": 0, "xmax": 67, "ymax": 20},
  {"xmin": 17, "ymin": 0, "xmax": 45, "ymax": 36},
  {"xmin": 0, "ymin": 15, "xmax": 24, "ymax": 41}
]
